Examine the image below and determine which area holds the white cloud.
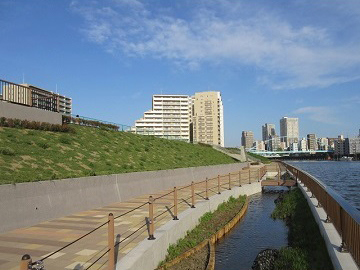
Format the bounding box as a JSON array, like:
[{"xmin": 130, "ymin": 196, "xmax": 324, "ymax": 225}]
[
  {"xmin": 71, "ymin": 0, "xmax": 360, "ymax": 90},
  {"xmin": 293, "ymin": 106, "xmax": 339, "ymax": 124}
]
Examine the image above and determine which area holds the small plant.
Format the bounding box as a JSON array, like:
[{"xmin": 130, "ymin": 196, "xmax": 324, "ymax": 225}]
[
  {"xmin": 0, "ymin": 147, "xmax": 15, "ymax": 156},
  {"xmin": 59, "ymin": 136, "xmax": 71, "ymax": 145},
  {"xmin": 37, "ymin": 142, "xmax": 50, "ymax": 149}
]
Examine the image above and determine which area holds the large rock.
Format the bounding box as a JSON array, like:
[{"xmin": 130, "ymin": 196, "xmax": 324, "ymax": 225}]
[{"xmin": 252, "ymin": 249, "xmax": 279, "ymax": 270}]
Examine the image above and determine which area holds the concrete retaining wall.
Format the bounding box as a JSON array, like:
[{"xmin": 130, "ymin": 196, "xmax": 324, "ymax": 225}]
[
  {"xmin": 298, "ymin": 183, "xmax": 358, "ymax": 270},
  {"xmin": 0, "ymin": 100, "xmax": 62, "ymax": 125},
  {"xmin": 0, "ymin": 162, "xmax": 248, "ymax": 233},
  {"xmin": 118, "ymin": 182, "xmax": 262, "ymax": 270}
]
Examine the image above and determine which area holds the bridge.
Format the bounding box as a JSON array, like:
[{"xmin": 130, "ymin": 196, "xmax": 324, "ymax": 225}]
[{"xmin": 247, "ymin": 136, "xmax": 334, "ymax": 157}]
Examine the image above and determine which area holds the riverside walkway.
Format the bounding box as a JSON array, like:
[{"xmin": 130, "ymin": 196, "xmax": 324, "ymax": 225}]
[{"xmin": 0, "ymin": 164, "xmax": 269, "ymax": 270}]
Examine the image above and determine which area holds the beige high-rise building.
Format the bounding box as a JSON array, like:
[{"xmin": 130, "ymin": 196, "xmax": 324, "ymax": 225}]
[
  {"xmin": 280, "ymin": 117, "xmax": 299, "ymax": 148},
  {"xmin": 192, "ymin": 91, "xmax": 224, "ymax": 147},
  {"xmin": 133, "ymin": 94, "xmax": 192, "ymax": 142},
  {"xmin": 241, "ymin": 131, "xmax": 254, "ymax": 149}
]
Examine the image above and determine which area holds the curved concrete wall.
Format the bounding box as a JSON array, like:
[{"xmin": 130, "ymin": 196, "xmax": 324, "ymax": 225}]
[{"xmin": 0, "ymin": 162, "xmax": 248, "ymax": 233}]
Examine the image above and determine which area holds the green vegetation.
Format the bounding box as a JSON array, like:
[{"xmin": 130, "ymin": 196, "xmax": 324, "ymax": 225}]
[
  {"xmin": 159, "ymin": 195, "xmax": 246, "ymax": 267},
  {"xmin": 0, "ymin": 125, "xmax": 237, "ymax": 184},
  {"xmin": 247, "ymin": 152, "xmax": 271, "ymax": 164},
  {"xmin": 272, "ymin": 188, "xmax": 333, "ymax": 270}
]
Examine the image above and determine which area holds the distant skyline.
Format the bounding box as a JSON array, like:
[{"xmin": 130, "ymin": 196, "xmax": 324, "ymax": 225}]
[{"xmin": 1, "ymin": 0, "xmax": 359, "ymax": 146}]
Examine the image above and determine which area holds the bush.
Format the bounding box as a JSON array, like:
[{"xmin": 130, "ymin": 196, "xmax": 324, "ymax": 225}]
[
  {"xmin": 0, "ymin": 116, "xmax": 74, "ymax": 133},
  {"xmin": 0, "ymin": 147, "xmax": 15, "ymax": 156}
]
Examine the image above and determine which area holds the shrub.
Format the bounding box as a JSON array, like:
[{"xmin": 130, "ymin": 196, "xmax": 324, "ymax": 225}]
[
  {"xmin": 0, "ymin": 147, "xmax": 15, "ymax": 156},
  {"xmin": 0, "ymin": 116, "xmax": 73, "ymax": 133}
]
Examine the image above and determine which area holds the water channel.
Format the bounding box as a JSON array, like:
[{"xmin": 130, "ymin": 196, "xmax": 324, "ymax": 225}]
[
  {"xmin": 215, "ymin": 190, "xmax": 288, "ymax": 270},
  {"xmin": 215, "ymin": 161, "xmax": 360, "ymax": 269}
]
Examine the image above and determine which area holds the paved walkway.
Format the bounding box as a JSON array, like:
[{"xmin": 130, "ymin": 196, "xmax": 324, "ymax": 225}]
[{"xmin": 0, "ymin": 166, "xmax": 266, "ymax": 270}]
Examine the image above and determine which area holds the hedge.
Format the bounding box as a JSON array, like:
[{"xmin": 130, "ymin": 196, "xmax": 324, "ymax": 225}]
[
  {"xmin": 0, "ymin": 117, "xmax": 74, "ymax": 133},
  {"xmin": 62, "ymin": 115, "xmax": 119, "ymax": 131}
]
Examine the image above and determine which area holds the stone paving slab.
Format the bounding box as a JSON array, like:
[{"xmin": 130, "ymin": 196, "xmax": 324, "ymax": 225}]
[{"xmin": 0, "ymin": 166, "xmax": 266, "ymax": 270}]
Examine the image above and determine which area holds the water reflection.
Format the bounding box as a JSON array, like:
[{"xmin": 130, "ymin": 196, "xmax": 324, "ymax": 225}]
[{"xmin": 215, "ymin": 190, "xmax": 288, "ymax": 270}]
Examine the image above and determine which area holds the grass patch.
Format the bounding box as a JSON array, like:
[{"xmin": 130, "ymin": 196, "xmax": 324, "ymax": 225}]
[
  {"xmin": 247, "ymin": 152, "xmax": 271, "ymax": 164},
  {"xmin": 0, "ymin": 125, "xmax": 237, "ymax": 184},
  {"xmin": 159, "ymin": 195, "xmax": 246, "ymax": 267},
  {"xmin": 272, "ymin": 188, "xmax": 333, "ymax": 270}
]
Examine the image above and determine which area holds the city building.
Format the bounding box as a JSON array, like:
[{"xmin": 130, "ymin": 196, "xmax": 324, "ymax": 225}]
[
  {"xmin": 0, "ymin": 79, "xmax": 72, "ymax": 115},
  {"xmin": 254, "ymin": 140, "xmax": 265, "ymax": 151},
  {"xmin": 133, "ymin": 94, "xmax": 192, "ymax": 142},
  {"xmin": 280, "ymin": 117, "xmax": 299, "ymax": 148},
  {"xmin": 290, "ymin": 142, "xmax": 298, "ymax": 152},
  {"xmin": 299, "ymin": 138, "xmax": 307, "ymax": 151},
  {"xmin": 262, "ymin": 123, "xmax": 276, "ymax": 141},
  {"xmin": 334, "ymin": 135, "xmax": 346, "ymax": 156},
  {"xmin": 268, "ymin": 135, "xmax": 281, "ymax": 151},
  {"xmin": 318, "ymin": 137, "xmax": 329, "ymax": 151},
  {"xmin": 241, "ymin": 131, "xmax": 254, "ymax": 149},
  {"xmin": 345, "ymin": 137, "xmax": 360, "ymax": 155},
  {"xmin": 192, "ymin": 91, "xmax": 224, "ymax": 147},
  {"xmin": 307, "ymin": 134, "xmax": 317, "ymax": 151}
]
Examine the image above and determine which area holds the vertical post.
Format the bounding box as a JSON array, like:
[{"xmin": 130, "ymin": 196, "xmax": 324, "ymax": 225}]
[
  {"xmin": 217, "ymin": 175, "xmax": 221, "ymax": 194},
  {"xmin": 239, "ymin": 171, "xmax": 242, "ymax": 187},
  {"xmin": 148, "ymin": 196, "xmax": 155, "ymax": 240},
  {"xmin": 277, "ymin": 165, "xmax": 280, "ymax": 180},
  {"xmin": 339, "ymin": 207, "xmax": 347, "ymax": 252},
  {"xmin": 173, "ymin": 187, "xmax": 178, "ymax": 220},
  {"xmin": 205, "ymin": 178, "xmax": 209, "ymax": 200},
  {"xmin": 108, "ymin": 213, "xmax": 115, "ymax": 270},
  {"xmin": 191, "ymin": 181, "xmax": 195, "ymax": 208},
  {"xmin": 228, "ymin": 173, "xmax": 231, "ymax": 190},
  {"xmin": 20, "ymin": 254, "xmax": 31, "ymax": 270},
  {"xmin": 296, "ymin": 170, "xmax": 299, "ymax": 183},
  {"xmin": 258, "ymin": 168, "xmax": 260, "ymax": 182},
  {"xmin": 248, "ymin": 168, "xmax": 251, "ymax": 184}
]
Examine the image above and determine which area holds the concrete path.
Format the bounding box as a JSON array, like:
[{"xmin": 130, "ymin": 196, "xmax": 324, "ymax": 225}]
[{"xmin": 0, "ymin": 166, "xmax": 264, "ymax": 270}]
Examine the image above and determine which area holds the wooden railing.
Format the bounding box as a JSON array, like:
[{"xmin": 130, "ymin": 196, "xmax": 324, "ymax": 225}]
[{"xmin": 281, "ymin": 161, "xmax": 360, "ymax": 266}]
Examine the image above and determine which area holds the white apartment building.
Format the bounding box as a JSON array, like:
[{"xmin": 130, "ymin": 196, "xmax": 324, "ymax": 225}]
[
  {"xmin": 280, "ymin": 117, "xmax": 299, "ymax": 148},
  {"xmin": 133, "ymin": 95, "xmax": 192, "ymax": 142},
  {"xmin": 299, "ymin": 138, "xmax": 307, "ymax": 151}
]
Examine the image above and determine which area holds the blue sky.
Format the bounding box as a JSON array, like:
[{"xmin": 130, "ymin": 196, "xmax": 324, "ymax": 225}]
[{"xmin": 1, "ymin": 0, "xmax": 359, "ymax": 146}]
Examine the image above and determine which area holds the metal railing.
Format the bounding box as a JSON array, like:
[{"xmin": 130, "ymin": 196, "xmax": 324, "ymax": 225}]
[
  {"xmin": 281, "ymin": 161, "xmax": 360, "ymax": 266},
  {"xmin": 19, "ymin": 165, "xmax": 267, "ymax": 270}
]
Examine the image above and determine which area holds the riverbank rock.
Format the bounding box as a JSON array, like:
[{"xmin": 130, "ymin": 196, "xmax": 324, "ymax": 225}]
[{"xmin": 252, "ymin": 249, "xmax": 279, "ymax": 270}]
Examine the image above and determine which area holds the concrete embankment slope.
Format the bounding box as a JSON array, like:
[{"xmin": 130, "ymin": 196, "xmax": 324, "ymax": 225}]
[{"xmin": 0, "ymin": 162, "xmax": 248, "ymax": 233}]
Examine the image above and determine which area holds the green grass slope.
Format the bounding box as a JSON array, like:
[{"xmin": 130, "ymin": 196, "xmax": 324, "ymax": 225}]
[{"xmin": 0, "ymin": 125, "xmax": 237, "ymax": 184}]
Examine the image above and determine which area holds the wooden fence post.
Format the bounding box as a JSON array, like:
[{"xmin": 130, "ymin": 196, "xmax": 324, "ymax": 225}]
[
  {"xmin": 108, "ymin": 213, "xmax": 115, "ymax": 270},
  {"xmin": 148, "ymin": 196, "xmax": 155, "ymax": 240},
  {"xmin": 217, "ymin": 175, "xmax": 221, "ymax": 194},
  {"xmin": 173, "ymin": 187, "xmax": 178, "ymax": 220},
  {"xmin": 205, "ymin": 178, "xmax": 209, "ymax": 200},
  {"xmin": 191, "ymin": 181, "xmax": 195, "ymax": 208},
  {"xmin": 20, "ymin": 254, "xmax": 32, "ymax": 270}
]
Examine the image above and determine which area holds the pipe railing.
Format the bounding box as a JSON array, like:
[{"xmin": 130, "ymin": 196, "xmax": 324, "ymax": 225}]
[
  {"xmin": 280, "ymin": 161, "xmax": 360, "ymax": 266},
  {"xmin": 19, "ymin": 165, "xmax": 267, "ymax": 270}
]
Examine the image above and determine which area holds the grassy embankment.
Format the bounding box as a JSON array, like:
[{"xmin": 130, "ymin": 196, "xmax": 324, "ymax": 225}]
[
  {"xmin": 159, "ymin": 195, "xmax": 246, "ymax": 269},
  {"xmin": 247, "ymin": 152, "xmax": 271, "ymax": 164},
  {"xmin": 272, "ymin": 188, "xmax": 333, "ymax": 270},
  {"xmin": 0, "ymin": 125, "xmax": 237, "ymax": 184}
]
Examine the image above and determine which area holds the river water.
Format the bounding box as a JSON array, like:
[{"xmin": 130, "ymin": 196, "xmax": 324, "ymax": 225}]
[
  {"xmin": 215, "ymin": 161, "xmax": 360, "ymax": 269},
  {"xmin": 215, "ymin": 191, "xmax": 288, "ymax": 270},
  {"xmin": 288, "ymin": 161, "xmax": 360, "ymax": 211}
]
